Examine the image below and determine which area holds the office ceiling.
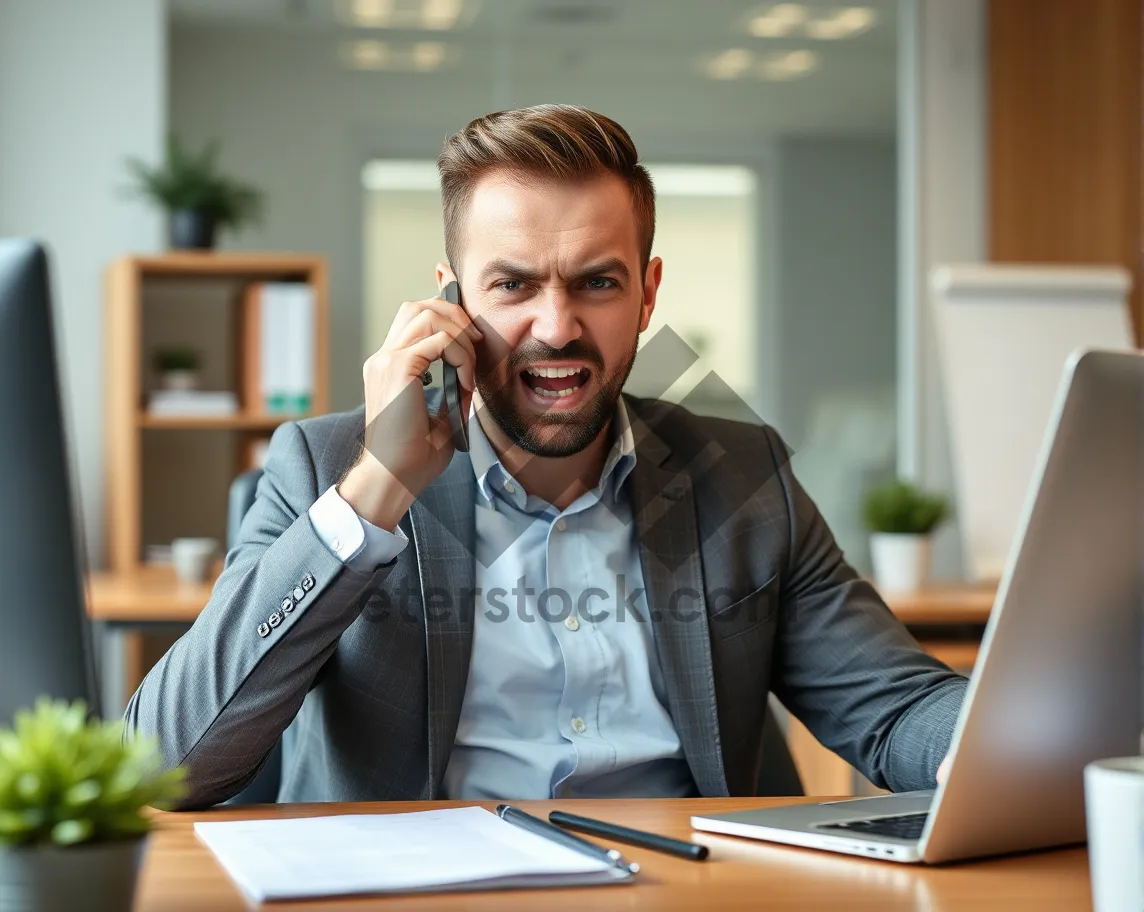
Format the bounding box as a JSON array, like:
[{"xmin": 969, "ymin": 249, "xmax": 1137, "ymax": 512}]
[{"xmin": 169, "ymin": 0, "xmax": 900, "ymax": 138}]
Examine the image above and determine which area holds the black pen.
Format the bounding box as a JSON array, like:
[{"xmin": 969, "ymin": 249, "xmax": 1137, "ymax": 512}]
[
  {"xmin": 495, "ymin": 804, "xmax": 640, "ymax": 875},
  {"xmin": 549, "ymin": 810, "xmax": 709, "ymax": 862}
]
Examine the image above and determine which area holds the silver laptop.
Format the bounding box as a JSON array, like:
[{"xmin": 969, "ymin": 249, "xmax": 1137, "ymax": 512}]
[{"xmin": 692, "ymin": 348, "xmax": 1144, "ymax": 864}]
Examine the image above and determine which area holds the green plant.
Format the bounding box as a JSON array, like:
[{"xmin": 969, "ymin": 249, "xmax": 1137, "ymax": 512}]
[
  {"xmin": 125, "ymin": 134, "xmax": 264, "ymax": 232},
  {"xmin": 863, "ymin": 479, "xmax": 949, "ymax": 535},
  {"xmin": 0, "ymin": 699, "xmax": 186, "ymax": 848},
  {"xmin": 152, "ymin": 347, "xmax": 200, "ymax": 374}
]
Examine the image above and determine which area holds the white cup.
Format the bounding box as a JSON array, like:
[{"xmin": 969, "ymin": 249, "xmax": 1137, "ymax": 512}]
[
  {"xmin": 171, "ymin": 537, "xmax": 219, "ymax": 584},
  {"xmin": 1085, "ymin": 756, "xmax": 1144, "ymax": 912}
]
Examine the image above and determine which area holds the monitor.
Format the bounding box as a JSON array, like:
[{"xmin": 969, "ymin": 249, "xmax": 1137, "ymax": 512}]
[{"xmin": 0, "ymin": 238, "xmax": 98, "ymax": 724}]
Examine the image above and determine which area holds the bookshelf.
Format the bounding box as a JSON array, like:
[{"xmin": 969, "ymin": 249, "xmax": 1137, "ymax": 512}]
[
  {"xmin": 99, "ymin": 252, "xmax": 328, "ymax": 703},
  {"xmin": 104, "ymin": 252, "xmax": 328, "ymax": 576}
]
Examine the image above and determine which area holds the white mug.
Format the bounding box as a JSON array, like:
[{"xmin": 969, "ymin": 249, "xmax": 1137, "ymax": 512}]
[
  {"xmin": 171, "ymin": 537, "xmax": 219, "ymax": 584},
  {"xmin": 1085, "ymin": 756, "xmax": 1144, "ymax": 912}
]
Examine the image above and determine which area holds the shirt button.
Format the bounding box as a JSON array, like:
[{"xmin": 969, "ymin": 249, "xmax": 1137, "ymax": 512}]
[
  {"xmin": 331, "ymin": 537, "xmax": 341, "ymax": 552},
  {"xmin": 564, "ymin": 615, "xmax": 580, "ymax": 632},
  {"xmin": 571, "ymin": 716, "xmax": 586, "ymax": 734},
  {"xmin": 555, "ymin": 518, "xmax": 567, "ymax": 532},
  {"xmin": 503, "ymin": 481, "xmax": 516, "ymax": 494}
]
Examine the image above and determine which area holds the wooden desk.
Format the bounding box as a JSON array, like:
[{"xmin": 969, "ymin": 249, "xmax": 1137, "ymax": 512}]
[
  {"xmin": 136, "ymin": 798, "xmax": 1092, "ymax": 911},
  {"xmin": 88, "ymin": 565, "xmax": 217, "ymax": 623},
  {"xmin": 882, "ymin": 584, "xmax": 995, "ymax": 627}
]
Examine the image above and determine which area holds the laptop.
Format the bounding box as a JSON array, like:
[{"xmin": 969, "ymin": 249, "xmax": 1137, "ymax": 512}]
[{"xmin": 692, "ymin": 348, "xmax": 1144, "ymax": 864}]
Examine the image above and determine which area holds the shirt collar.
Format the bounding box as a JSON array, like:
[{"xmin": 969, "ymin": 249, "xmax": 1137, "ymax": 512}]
[{"xmin": 468, "ymin": 394, "xmax": 637, "ymax": 508}]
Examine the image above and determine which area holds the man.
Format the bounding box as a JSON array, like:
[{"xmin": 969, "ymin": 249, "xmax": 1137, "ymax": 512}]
[{"xmin": 126, "ymin": 105, "xmax": 966, "ymax": 808}]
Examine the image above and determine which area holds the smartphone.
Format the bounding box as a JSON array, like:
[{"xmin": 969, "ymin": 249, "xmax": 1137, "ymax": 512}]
[{"xmin": 439, "ymin": 280, "xmax": 470, "ymax": 453}]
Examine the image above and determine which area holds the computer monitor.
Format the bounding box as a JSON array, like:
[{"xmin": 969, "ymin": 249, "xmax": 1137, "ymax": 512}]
[{"xmin": 0, "ymin": 239, "xmax": 98, "ymax": 724}]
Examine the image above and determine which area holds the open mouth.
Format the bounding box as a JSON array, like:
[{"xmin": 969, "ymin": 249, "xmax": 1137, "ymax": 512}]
[{"xmin": 519, "ymin": 365, "xmax": 592, "ymax": 409}]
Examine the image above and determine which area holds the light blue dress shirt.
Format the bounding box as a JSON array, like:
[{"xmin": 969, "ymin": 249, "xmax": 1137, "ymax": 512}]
[{"xmin": 308, "ymin": 401, "xmax": 694, "ymax": 800}]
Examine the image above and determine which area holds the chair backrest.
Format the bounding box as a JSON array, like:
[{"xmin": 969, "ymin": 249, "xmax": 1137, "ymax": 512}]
[{"xmin": 227, "ymin": 468, "xmax": 264, "ymax": 552}]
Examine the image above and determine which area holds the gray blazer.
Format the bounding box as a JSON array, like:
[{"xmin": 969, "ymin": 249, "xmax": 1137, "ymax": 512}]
[{"xmin": 125, "ymin": 393, "xmax": 966, "ymax": 808}]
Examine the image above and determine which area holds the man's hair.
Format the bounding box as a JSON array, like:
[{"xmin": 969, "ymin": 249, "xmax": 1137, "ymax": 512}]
[{"xmin": 437, "ymin": 104, "xmax": 656, "ymax": 273}]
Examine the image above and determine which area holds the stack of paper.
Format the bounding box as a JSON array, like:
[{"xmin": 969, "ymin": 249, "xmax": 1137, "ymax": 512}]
[
  {"xmin": 241, "ymin": 282, "xmax": 316, "ymax": 416},
  {"xmin": 194, "ymin": 806, "xmax": 633, "ymax": 902},
  {"xmin": 147, "ymin": 390, "xmax": 238, "ymax": 417}
]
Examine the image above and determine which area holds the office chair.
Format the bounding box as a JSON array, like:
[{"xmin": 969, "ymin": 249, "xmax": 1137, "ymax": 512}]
[{"xmin": 222, "ymin": 468, "xmax": 803, "ymax": 802}]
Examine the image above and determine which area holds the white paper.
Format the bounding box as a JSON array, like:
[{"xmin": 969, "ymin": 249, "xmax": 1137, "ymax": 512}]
[{"xmin": 194, "ymin": 806, "xmax": 627, "ymax": 902}]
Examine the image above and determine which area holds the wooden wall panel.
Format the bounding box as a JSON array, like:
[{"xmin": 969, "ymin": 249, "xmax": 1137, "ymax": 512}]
[{"xmin": 989, "ymin": 0, "xmax": 1143, "ymax": 342}]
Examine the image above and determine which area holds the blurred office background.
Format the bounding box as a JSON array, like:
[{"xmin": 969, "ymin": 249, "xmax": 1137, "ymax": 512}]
[{"xmin": 0, "ymin": 0, "xmax": 1139, "ymax": 579}]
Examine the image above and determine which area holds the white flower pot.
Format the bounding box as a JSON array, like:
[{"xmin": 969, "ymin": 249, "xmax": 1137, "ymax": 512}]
[
  {"xmin": 160, "ymin": 369, "xmax": 198, "ymax": 392},
  {"xmin": 870, "ymin": 533, "xmax": 932, "ymax": 592},
  {"xmin": 0, "ymin": 838, "xmax": 145, "ymax": 912}
]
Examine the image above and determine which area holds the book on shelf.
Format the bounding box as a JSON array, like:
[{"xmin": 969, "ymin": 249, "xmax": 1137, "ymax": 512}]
[
  {"xmin": 241, "ymin": 282, "xmax": 316, "ymax": 416},
  {"xmin": 147, "ymin": 390, "xmax": 239, "ymax": 417}
]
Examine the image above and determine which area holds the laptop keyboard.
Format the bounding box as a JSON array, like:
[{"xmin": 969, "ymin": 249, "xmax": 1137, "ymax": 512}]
[{"xmin": 817, "ymin": 811, "xmax": 929, "ymax": 840}]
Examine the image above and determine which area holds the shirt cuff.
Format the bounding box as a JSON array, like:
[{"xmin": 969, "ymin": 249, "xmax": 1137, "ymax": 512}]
[{"xmin": 308, "ymin": 485, "xmax": 409, "ymax": 569}]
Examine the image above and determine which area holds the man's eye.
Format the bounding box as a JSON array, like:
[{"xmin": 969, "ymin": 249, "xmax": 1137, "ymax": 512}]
[
  {"xmin": 497, "ymin": 280, "xmax": 524, "ymax": 292},
  {"xmin": 586, "ymin": 277, "xmax": 617, "ymax": 291}
]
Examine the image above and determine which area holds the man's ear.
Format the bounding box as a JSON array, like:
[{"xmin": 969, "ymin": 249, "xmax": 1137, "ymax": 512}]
[
  {"xmin": 639, "ymin": 257, "xmax": 663, "ymax": 333},
  {"xmin": 436, "ymin": 261, "xmax": 458, "ymax": 292}
]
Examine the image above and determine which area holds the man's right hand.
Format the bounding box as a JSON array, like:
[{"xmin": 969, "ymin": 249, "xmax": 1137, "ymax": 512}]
[{"xmin": 339, "ymin": 292, "xmax": 481, "ymax": 531}]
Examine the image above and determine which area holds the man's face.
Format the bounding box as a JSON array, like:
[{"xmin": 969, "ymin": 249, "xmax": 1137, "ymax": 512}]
[{"xmin": 445, "ymin": 170, "xmax": 661, "ymax": 458}]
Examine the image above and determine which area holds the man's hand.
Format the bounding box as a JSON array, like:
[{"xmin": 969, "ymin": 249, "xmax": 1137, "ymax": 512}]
[
  {"xmin": 339, "ymin": 290, "xmax": 481, "ymax": 531},
  {"xmin": 937, "ymin": 756, "xmax": 951, "ymax": 785}
]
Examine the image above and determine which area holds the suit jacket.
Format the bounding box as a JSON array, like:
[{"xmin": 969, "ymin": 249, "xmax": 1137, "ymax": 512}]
[{"xmin": 126, "ymin": 392, "xmax": 966, "ymax": 808}]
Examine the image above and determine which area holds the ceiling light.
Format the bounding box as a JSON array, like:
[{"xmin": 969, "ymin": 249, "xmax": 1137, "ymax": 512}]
[
  {"xmin": 345, "ymin": 39, "xmax": 390, "ymax": 68},
  {"xmin": 411, "ymin": 41, "xmax": 446, "ymax": 69},
  {"xmin": 420, "ymin": 0, "xmax": 463, "ymax": 29},
  {"xmin": 805, "ymin": 6, "xmax": 875, "ymax": 40},
  {"xmin": 702, "ymin": 48, "xmax": 755, "ymax": 80},
  {"xmin": 341, "ymin": 39, "xmax": 453, "ymax": 70},
  {"xmin": 747, "ymin": 3, "xmax": 807, "ymax": 37},
  {"xmin": 335, "ymin": 0, "xmax": 474, "ymax": 30},
  {"xmin": 757, "ymin": 49, "xmax": 818, "ymax": 80}
]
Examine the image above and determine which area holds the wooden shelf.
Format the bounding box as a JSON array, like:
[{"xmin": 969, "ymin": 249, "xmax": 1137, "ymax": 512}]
[
  {"xmin": 118, "ymin": 251, "xmax": 325, "ymax": 281},
  {"xmin": 137, "ymin": 411, "xmax": 301, "ymax": 431}
]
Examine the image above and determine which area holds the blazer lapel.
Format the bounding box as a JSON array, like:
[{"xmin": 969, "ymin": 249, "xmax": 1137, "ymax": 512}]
[
  {"xmin": 627, "ymin": 403, "xmax": 729, "ymax": 797},
  {"xmin": 408, "ymin": 447, "xmax": 476, "ymax": 798}
]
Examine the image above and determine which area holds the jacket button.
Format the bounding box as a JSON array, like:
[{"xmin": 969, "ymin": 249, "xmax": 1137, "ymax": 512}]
[
  {"xmin": 281, "ymin": 596, "xmax": 294, "ymax": 614},
  {"xmin": 257, "ymin": 622, "xmax": 271, "ymax": 638},
  {"xmin": 292, "ymin": 586, "xmax": 305, "ymax": 601},
  {"xmin": 268, "ymin": 611, "xmax": 283, "ymax": 628},
  {"xmin": 301, "ymin": 573, "xmax": 315, "ymax": 592}
]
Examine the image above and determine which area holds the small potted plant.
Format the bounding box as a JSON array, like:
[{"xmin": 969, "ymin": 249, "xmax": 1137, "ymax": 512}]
[
  {"xmin": 152, "ymin": 346, "xmax": 202, "ymax": 392},
  {"xmin": 125, "ymin": 133, "xmax": 264, "ymax": 250},
  {"xmin": 0, "ymin": 699, "xmax": 186, "ymax": 912},
  {"xmin": 863, "ymin": 479, "xmax": 949, "ymax": 591}
]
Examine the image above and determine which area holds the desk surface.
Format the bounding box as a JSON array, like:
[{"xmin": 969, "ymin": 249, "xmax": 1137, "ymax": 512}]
[
  {"xmin": 88, "ymin": 568, "xmax": 996, "ymax": 627},
  {"xmin": 137, "ymin": 798, "xmax": 1090, "ymax": 911}
]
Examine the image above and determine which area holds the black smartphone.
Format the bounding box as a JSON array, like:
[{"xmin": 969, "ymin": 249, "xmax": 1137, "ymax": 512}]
[{"xmin": 439, "ymin": 280, "xmax": 470, "ymax": 453}]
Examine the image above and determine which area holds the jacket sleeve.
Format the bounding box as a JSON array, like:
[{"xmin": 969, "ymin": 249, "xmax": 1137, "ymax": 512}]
[
  {"xmin": 124, "ymin": 421, "xmax": 398, "ymax": 808},
  {"xmin": 763, "ymin": 427, "xmax": 968, "ymax": 793}
]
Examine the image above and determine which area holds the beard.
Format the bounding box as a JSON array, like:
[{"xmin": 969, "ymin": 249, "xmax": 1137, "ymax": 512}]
[{"xmin": 476, "ymin": 333, "xmax": 639, "ymax": 458}]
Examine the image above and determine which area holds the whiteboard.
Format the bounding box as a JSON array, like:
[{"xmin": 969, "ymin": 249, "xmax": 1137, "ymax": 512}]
[{"xmin": 931, "ymin": 264, "xmax": 1134, "ymax": 582}]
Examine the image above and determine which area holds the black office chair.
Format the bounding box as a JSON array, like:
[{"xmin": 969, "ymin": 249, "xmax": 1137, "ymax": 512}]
[{"xmin": 221, "ymin": 468, "xmax": 802, "ymax": 801}]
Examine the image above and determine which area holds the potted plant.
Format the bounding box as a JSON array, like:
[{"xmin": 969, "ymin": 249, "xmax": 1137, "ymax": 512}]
[
  {"xmin": 125, "ymin": 134, "xmax": 264, "ymax": 250},
  {"xmin": 152, "ymin": 346, "xmax": 201, "ymax": 392},
  {"xmin": 0, "ymin": 699, "xmax": 186, "ymax": 912},
  {"xmin": 863, "ymin": 479, "xmax": 949, "ymax": 591}
]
